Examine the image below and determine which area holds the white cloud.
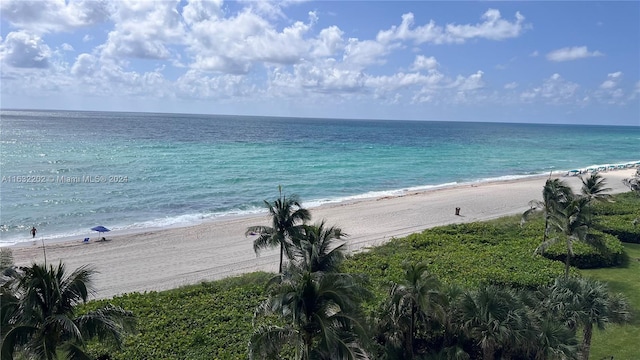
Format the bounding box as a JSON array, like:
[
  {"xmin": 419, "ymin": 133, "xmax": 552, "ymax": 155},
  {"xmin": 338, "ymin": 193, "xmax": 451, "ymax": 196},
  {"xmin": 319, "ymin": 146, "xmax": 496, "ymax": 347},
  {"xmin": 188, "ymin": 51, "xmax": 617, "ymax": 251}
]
[
  {"xmin": 269, "ymin": 59, "xmax": 366, "ymax": 95},
  {"xmin": 445, "ymin": 9, "xmax": 526, "ymax": 41},
  {"xmin": 182, "ymin": 0, "xmax": 224, "ymax": 25},
  {"xmin": 546, "ymin": 46, "xmax": 604, "ymax": 62},
  {"xmin": 453, "ymin": 71, "xmax": 485, "ymax": 91},
  {"xmin": 366, "ymin": 71, "xmax": 444, "ymax": 92},
  {"xmin": 504, "ymin": 82, "xmax": 518, "ymax": 89},
  {"xmin": 187, "ymin": 8, "xmax": 314, "ymax": 73},
  {"xmin": 0, "ymin": 0, "xmax": 111, "ymax": 34},
  {"xmin": 377, "ymin": 9, "xmax": 527, "ymax": 45},
  {"xmin": 411, "ymin": 55, "xmax": 438, "ymax": 71},
  {"xmin": 100, "ymin": 1, "xmax": 186, "ymax": 60},
  {"xmin": 520, "ymin": 73, "xmax": 580, "ymax": 104},
  {"xmin": 0, "ymin": 1, "xmax": 637, "ymax": 124},
  {"xmin": 600, "ymin": 71, "xmax": 622, "ymax": 89},
  {"xmin": 175, "ymin": 69, "xmax": 253, "ymax": 99},
  {"xmin": 71, "ymin": 53, "xmax": 98, "ymax": 77},
  {"xmin": 595, "ymin": 71, "xmax": 627, "ymax": 105},
  {"xmin": 342, "ymin": 38, "xmax": 389, "ymax": 69},
  {"xmin": 0, "ymin": 31, "xmax": 51, "ymax": 68},
  {"xmin": 310, "ymin": 26, "xmax": 344, "ymax": 57}
]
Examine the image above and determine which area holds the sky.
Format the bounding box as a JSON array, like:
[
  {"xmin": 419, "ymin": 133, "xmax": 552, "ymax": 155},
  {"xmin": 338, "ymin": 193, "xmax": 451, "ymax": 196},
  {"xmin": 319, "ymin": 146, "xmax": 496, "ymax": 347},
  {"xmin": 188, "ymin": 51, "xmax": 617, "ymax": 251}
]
[{"xmin": 0, "ymin": 1, "xmax": 639, "ymax": 126}]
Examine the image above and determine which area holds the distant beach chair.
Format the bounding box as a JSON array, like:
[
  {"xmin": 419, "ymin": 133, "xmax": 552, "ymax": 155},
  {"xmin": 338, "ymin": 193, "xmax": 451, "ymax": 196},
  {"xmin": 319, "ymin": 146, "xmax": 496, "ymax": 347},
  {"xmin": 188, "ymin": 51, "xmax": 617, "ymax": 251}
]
[{"xmin": 83, "ymin": 237, "xmax": 90, "ymax": 243}]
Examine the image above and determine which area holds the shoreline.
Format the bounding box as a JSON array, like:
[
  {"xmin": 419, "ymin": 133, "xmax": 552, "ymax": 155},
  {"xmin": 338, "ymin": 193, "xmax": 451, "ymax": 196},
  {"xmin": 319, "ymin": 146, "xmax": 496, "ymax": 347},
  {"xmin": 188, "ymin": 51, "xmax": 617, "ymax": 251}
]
[
  {"xmin": 5, "ymin": 164, "xmax": 637, "ymax": 248},
  {"xmin": 6, "ymin": 170, "xmax": 553, "ymax": 248},
  {"xmin": 9, "ymin": 168, "xmax": 637, "ymax": 300}
]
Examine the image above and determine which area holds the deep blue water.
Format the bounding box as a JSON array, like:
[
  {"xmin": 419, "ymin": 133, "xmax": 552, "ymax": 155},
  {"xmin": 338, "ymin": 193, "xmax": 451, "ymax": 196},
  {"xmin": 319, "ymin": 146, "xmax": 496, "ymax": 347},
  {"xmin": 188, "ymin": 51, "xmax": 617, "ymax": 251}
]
[{"xmin": 1, "ymin": 109, "xmax": 638, "ymax": 245}]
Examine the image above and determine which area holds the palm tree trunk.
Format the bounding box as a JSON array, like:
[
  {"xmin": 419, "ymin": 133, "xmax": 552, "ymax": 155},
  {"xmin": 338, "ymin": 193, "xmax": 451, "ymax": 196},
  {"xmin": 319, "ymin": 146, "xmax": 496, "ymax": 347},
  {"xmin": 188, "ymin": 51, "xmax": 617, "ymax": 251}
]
[
  {"xmin": 580, "ymin": 324, "xmax": 593, "ymax": 360},
  {"xmin": 279, "ymin": 244, "xmax": 284, "ymax": 273},
  {"xmin": 543, "ymin": 215, "xmax": 549, "ymax": 244},
  {"xmin": 303, "ymin": 331, "xmax": 312, "ymax": 360},
  {"xmin": 564, "ymin": 239, "xmax": 571, "ymax": 278},
  {"xmin": 407, "ymin": 305, "xmax": 415, "ymax": 359}
]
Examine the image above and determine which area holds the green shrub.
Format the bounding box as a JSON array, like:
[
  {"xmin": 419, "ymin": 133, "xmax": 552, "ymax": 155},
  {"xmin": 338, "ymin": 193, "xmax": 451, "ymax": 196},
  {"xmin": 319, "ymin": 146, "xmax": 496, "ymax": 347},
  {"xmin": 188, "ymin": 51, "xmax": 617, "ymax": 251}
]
[
  {"xmin": 343, "ymin": 217, "xmax": 567, "ymax": 295},
  {"xmin": 82, "ymin": 272, "xmax": 272, "ymax": 360},
  {"xmin": 543, "ymin": 230, "xmax": 625, "ymax": 268},
  {"xmin": 595, "ymin": 215, "xmax": 640, "ymax": 243},
  {"xmin": 591, "ymin": 192, "xmax": 640, "ymax": 217}
]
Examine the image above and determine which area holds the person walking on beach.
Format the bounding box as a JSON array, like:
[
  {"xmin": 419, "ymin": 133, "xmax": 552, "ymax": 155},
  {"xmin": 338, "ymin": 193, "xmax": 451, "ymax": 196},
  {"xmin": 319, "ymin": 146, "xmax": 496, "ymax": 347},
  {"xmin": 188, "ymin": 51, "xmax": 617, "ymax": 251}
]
[{"xmin": 31, "ymin": 226, "xmax": 37, "ymax": 238}]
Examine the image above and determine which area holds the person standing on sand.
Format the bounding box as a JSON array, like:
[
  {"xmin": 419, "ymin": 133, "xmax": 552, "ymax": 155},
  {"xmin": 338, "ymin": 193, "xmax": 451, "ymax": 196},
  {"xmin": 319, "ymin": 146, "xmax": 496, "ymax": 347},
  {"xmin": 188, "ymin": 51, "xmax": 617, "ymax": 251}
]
[{"xmin": 31, "ymin": 226, "xmax": 37, "ymax": 238}]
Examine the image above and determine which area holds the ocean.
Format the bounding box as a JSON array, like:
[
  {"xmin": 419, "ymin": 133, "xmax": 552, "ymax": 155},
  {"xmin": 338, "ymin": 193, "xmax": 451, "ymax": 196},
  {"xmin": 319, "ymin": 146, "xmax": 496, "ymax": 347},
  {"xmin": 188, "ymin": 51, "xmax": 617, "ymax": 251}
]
[{"xmin": 1, "ymin": 109, "xmax": 638, "ymax": 246}]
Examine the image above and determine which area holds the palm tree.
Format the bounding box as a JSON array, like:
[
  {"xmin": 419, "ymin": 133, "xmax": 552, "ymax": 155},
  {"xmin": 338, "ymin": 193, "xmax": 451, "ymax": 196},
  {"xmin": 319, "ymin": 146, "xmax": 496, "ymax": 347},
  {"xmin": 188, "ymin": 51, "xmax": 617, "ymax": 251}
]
[
  {"xmin": 530, "ymin": 319, "xmax": 578, "ymax": 360},
  {"xmin": 249, "ymin": 269, "xmax": 370, "ymax": 360},
  {"xmin": 580, "ymin": 173, "xmax": 612, "ymax": 202},
  {"xmin": 459, "ymin": 285, "xmax": 524, "ymax": 360},
  {"xmin": 246, "ymin": 186, "xmax": 311, "ymax": 273},
  {"xmin": 429, "ymin": 283, "xmax": 470, "ymax": 360},
  {"xmin": 522, "ymin": 178, "xmax": 574, "ymax": 245},
  {"xmin": 1, "ymin": 262, "xmax": 135, "ymax": 360},
  {"xmin": 383, "ymin": 262, "xmax": 442, "ymax": 359},
  {"xmin": 520, "ymin": 287, "xmax": 579, "ymax": 360},
  {"xmin": 536, "ymin": 195, "xmax": 592, "ymax": 277},
  {"xmin": 292, "ymin": 221, "xmax": 347, "ymax": 273},
  {"xmin": 249, "ymin": 220, "xmax": 369, "ymax": 359},
  {"xmin": 548, "ymin": 276, "xmax": 630, "ymax": 360}
]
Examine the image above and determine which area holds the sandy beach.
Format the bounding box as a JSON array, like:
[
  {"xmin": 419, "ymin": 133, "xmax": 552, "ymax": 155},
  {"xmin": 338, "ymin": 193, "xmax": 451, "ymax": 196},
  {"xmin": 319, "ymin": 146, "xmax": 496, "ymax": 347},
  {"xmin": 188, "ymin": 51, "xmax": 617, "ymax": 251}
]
[{"xmin": 9, "ymin": 169, "xmax": 636, "ymax": 300}]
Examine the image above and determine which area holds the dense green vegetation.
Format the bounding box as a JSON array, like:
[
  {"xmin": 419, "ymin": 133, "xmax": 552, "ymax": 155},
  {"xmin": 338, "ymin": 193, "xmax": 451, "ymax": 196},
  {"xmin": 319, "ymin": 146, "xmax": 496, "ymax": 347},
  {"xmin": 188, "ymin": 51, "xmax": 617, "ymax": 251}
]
[
  {"xmin": 85, "ymin": 273, "xmax": 271, "ymax": 359},
  {"xmin": 2, "ymin": 185, "xmax": 638, "ymax": 359},
  {"xmin": 592, "ymin": 191, "xmax": 640, "ymax": 244},
  {"xmin": 0, "ymin": 263, "xmax": 134, "ymax": 360}
]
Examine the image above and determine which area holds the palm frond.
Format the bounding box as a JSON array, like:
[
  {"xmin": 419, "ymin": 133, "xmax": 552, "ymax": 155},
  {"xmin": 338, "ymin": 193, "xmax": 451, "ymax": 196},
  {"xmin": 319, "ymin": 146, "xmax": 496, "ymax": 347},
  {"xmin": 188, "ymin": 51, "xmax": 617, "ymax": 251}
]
[
  {"xmin": 75, "ymin": 304, "xmax": 135, "ymax": 348},
  {"xmin": 248, "ymin": 325, "xmax": 297, "ymax": 360},
  {"xmin": 1, "ymin": 325, "xmax": 37, "ymax": 360},
  {"xmin": 534, "ymin": 236, "xmax": 559, "ymax": 255},
  {"xmin": 62, "ymin": 341, "xmax": 93, "ymax": 360}
]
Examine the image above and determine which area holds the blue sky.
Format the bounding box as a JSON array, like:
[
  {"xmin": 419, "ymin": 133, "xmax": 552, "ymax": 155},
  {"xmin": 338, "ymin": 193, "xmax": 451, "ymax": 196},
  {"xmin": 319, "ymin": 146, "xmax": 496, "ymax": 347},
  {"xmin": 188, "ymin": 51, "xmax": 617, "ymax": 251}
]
[{"xmin": 1, "ymin": 1, "xmax": 638, "ymax": 126}]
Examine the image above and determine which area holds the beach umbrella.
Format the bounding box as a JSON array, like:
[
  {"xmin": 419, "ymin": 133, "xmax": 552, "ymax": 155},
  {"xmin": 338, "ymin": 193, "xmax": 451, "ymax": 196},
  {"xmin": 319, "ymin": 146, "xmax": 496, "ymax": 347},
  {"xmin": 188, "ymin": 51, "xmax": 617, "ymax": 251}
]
[{"xmin": 91, "ymin": 226, "xmax": 110, "ymax": 240}]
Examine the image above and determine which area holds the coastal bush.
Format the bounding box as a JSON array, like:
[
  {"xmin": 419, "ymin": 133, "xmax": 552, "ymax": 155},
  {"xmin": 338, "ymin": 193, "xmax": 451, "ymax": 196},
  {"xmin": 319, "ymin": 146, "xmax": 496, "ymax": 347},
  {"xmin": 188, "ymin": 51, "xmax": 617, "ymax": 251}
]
[
  {"xmin": 342, "ymin": 215, "xmax": 568, "ymax": 300},
  {"xmin": 82, "ymin": 272, "xmax": 271, "ymax": 360},
  {"xmin": 591, "ymin": 191, "xmax": 640, "ymax": 216},
  {"xmin": 542, "ymin": 230, "xmax": 625, "ymax": 268},
  {"xmin": 591, "ymin": 192, "xmax": 640, "ymax": 243},
  {"xmin": 595, "ymin": 215, "xmax": 640, "ymax": 243}
]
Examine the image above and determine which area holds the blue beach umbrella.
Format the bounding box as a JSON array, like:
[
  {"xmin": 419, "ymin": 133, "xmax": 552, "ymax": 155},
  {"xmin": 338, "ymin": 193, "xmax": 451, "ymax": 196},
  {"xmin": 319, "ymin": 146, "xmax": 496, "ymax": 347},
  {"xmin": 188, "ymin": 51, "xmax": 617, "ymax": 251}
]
[{"xmin": 91, "ymin": 226, "xmax": 110, "ymax": 240}]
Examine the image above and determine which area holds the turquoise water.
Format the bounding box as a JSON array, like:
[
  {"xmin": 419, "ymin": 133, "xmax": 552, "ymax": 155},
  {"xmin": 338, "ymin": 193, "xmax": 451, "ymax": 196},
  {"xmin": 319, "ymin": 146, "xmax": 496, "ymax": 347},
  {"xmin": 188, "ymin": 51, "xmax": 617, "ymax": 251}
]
[{"xmin": 1, "ymin": 110, "xmax": 638, "ymax": 245}]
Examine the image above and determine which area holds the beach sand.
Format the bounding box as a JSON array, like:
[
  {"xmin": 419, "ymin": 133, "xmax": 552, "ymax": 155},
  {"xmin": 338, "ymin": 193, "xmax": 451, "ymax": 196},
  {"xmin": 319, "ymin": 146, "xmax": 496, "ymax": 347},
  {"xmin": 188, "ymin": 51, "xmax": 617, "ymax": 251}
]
[{"xmin": 10, "ymin": 169, "xmax": 637, "ymax": 300}]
